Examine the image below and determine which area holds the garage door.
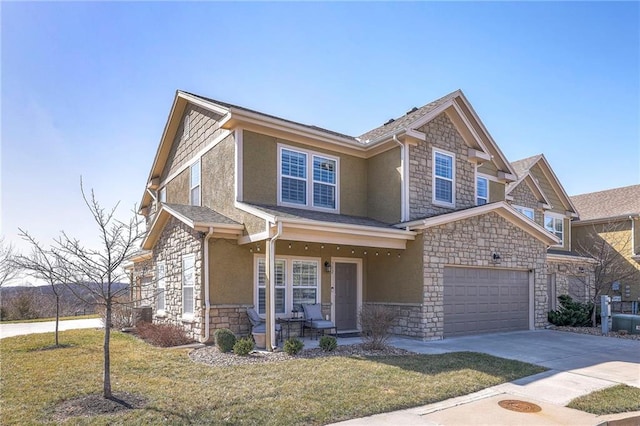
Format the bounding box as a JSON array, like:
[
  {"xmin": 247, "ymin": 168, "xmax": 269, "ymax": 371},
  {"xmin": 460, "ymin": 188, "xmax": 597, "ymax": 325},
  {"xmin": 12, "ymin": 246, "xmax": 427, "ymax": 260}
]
[{"xmin": 443, "ymin": 267, "xmax": 529, "ymax": 337}]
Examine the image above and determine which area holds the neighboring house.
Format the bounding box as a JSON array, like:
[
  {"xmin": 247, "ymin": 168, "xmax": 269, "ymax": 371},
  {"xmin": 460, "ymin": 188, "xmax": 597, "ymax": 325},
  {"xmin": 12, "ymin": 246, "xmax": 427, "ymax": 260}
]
[
  {"xmin": 132, "ymin": 89, "xmax": 563, "ymax": 346},
  {"xmin": 507, "ymin": 155, "xmax": 596, "ymax": 309},
  {"xmin": 570, "ymin": 185, "xmax": 640, "ymax": 303}
]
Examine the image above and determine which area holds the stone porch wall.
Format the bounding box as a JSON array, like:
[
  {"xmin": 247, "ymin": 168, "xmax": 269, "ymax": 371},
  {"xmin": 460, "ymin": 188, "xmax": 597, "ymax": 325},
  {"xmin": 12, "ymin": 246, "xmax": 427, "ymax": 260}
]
[
  {"xmin": 364, "ymin": 302, "xmax": 425, "ymax": 339},
  {"xmin": 421, "ymin": 212, "xmax": 548, "ymax": 339},
  {"xmin": 547, "ymin": 258, "xmax": 594, "ymax": 305}
]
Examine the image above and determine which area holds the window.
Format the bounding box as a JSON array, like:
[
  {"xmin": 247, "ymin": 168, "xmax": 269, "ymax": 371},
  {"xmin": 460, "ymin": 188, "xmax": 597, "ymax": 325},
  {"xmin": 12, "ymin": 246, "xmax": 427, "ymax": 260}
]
[
  {"xmin": 190, "ymin": 161, "xmax": 201, "ymax": 206},
  {"xmin": 156, "ymin": 261, "xmax": 166, "ymax": 312},
  {"xmin": 544, "ymin": 214, "xmax": 564, "ymax": 244},
  {"xmin": 255, "ymin": 256, "xmax": 320, "ymax": 316},
  {"xmin": 279, "ymin": 145, "xmax": 338, "ymax": 211},
  {"xmin": 182, "ymin": 254, "xmax": 195, "ymax": 317},
  {"xmin": 514, "ymin": 205, "xmax": 535, "ymax": 221},
  {"xmin": 433, "ymin": 149, "xmax": 455, "ymax": 206},
  {"xmin": 158, "ymin": 187, "xmax": 166, "ymax": 203},
  {"xmin": 476, "ymin": 176, "xmax": 488, "ymax": 205}
]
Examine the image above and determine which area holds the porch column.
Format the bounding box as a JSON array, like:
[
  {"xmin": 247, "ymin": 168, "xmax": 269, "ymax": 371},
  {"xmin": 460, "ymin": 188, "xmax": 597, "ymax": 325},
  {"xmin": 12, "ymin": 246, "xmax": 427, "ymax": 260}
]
[{"xmin": 265, "ymin": 237, "xmax": 274, "ymax": 351}]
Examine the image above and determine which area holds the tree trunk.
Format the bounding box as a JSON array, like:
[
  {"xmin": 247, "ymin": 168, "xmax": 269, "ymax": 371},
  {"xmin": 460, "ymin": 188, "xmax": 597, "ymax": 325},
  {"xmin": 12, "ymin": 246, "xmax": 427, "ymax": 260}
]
[
  {"xmin": 55, "ymin": 294, "xmax": 60, "ymax": 346},
  {"xmin": 103, "ymin": 303, "xmax": 112, "ymax": 399}
]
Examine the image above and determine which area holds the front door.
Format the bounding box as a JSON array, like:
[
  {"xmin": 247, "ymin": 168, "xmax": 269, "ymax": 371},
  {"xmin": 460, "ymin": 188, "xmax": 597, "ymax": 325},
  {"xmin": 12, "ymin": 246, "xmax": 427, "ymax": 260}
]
[{"xmin": 335, "ymin": 262, "xmax": 358, "ymax": 330}]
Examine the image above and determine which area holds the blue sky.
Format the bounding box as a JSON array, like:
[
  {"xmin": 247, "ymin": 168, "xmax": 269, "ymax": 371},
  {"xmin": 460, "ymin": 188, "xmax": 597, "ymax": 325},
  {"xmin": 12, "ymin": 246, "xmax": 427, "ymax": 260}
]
[{"xmin": 2, "ymin": 1, "xmax": 639, "ymax": 259}]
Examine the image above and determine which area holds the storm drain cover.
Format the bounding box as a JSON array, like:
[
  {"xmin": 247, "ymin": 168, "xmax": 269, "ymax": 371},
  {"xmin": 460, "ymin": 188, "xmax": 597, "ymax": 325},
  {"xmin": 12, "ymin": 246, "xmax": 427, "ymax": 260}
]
[{"xmin": 498, "ymin": 400, "xmax": 542, "ymax": 413}]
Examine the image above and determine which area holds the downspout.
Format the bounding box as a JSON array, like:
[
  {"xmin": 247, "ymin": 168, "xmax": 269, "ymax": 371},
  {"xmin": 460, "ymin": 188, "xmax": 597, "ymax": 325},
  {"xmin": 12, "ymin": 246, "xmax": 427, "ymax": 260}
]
[
  {"xmin": 393, "ymin": 135, "xmax": 409, "ymax": 222},
  {"xmin": 202, "ymin": 227, "xmax": 215, "ymax": 343},
  {"xmin": 631, "ymin": 216, "xmax": 636, "ymax": 256},
  {"xmin": 266, "ymin": 220, "xmax": 283, "ymax": 351}
]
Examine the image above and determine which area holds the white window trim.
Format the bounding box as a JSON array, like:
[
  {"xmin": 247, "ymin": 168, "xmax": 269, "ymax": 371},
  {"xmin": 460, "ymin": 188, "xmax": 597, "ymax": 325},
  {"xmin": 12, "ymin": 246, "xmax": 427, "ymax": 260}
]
[
  {"xmin": 514, "ymin": 205, "xmax": 535, "ymax": 221},
  {"xmin": 182, "ymin": 254, "xmax": 196, "ymax": 319},
  {"xmin": 277, "ymin": 144, "xmax": 340, "ymax": 213},
  {"xmin": 544, "ymin": 212, "xmax": 565, "ymax": 247},
  {"xmin": 158, "ymin": 187, "xmax": 167, "ymax": 203},
  {"xmin": 190, "ymin": 159, "xmax": 201, "ymax": 207},
  {"xmin": 254, "ymin": 254, "xmax": 321, "ymax": 318},
  {"xmin": 432, "ymin": 148, "xmax": 456, "ymax": 208},
  {"xmin": 156, "ymin": 261, "xmax": 166, "ymax": 315},
  {"xmin": 476, "ymin": 175, "xmax": 489, "ymax": 206}
]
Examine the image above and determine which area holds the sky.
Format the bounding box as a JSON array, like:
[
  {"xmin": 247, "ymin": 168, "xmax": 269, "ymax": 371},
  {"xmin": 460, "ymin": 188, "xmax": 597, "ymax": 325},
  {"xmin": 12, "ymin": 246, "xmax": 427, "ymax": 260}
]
[{"xmin": 1, "ymin": 2, "xmax": 639, "ymax": 267}]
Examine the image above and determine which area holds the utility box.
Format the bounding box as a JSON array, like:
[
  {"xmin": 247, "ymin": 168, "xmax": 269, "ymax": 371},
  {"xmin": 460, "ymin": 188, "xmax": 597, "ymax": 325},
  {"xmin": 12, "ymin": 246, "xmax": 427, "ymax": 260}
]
[
  {"xmin": 133, "ymin": 306, "xmax": 153, "ymax": 325},
  {"xmin": 612, "ymin": 314, "xmax": 640, "ymax": 335}
]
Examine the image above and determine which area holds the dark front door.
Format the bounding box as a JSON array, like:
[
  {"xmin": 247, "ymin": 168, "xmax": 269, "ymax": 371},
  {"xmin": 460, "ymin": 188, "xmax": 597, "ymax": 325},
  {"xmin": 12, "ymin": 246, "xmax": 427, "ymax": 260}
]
[{"xmin": 335, "ymin": 262, "xmax": 358, "ymax": 330}]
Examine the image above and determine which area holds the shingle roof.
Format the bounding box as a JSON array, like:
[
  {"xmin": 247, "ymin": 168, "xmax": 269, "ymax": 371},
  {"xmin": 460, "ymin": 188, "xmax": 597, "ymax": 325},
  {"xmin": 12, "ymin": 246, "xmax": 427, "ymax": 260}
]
[
  {"xmin": 164, "ymin": 203, "xmax": 240, "ymax": 225},
  {"xmin": 245, "ymin": 203, "xmax": 394, "ymax": 228},
  {"xmin": 357, "ymin": 90, "xmax": 460, "ymax": 142},
  {"xmin": 182, "ymin": 91, "xmax": 359, "ymax": 142},
  {"xmin": 570, "ymin": 185, "xmax": 640, "ymax": 221},
  {"xmin": 510, "ymin": 154, "xmax": 543, "ymax": 178}
]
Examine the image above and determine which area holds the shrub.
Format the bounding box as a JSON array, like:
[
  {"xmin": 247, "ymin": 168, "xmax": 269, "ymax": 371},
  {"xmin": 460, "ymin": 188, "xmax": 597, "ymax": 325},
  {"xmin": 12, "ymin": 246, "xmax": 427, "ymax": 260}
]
[
  {"xmin": 97, "ymin": 299, "xmax": 133, "ymax": 329},
  {"xmin": 233, "ymin": 337, "xmax": 254, "ymax": 356},
  {"xmin": 548, "ymin": 295, "xmax": 593, "ymax": 327},
  {"xmin": 214, "ymin": 328, "xmax": 237, "ymax": 353},
  {"xmin": 283, "ymin": 337, "xmax": 304, "ymax": 355},
  {"xmin": 319, "ymin": 335, "xmax": 337, "ymax": 352},
  {"xmin": 360, "ymin": 305, "xmax": 396, "ymax": 350},
  {"xmin": 136, "ymin": 322, "xmax": 194, "ymax": 347}
]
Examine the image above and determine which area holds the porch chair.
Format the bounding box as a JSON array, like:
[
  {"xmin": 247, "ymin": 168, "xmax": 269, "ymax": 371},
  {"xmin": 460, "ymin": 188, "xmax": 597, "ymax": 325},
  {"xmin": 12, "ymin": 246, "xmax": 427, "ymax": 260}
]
[
  {"xmin": 301, "ymin": 303, "xmax": 337, "ymax": 340},
  {"xmin": 246, "ymin": 308, "xmax": 282, "ymax": 343}
]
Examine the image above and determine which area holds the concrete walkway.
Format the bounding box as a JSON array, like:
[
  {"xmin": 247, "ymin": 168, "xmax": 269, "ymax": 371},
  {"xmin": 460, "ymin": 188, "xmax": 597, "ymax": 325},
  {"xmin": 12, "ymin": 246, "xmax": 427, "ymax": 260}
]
[
  {"xmin": 333, "ymin": 330, "xmax": 640, "ymax": 426},
  {"xmin": 0, "ymin": 318, "xmax": 103, "ymax": 339}
]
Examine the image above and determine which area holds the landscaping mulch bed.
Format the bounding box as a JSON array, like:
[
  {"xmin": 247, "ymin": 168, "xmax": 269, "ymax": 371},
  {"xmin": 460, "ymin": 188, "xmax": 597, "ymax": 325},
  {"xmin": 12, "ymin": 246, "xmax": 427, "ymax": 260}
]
[
  {"xmin": 189, "ymin": 343, "xmax": 415, "ymax": 367},
  {"xmin": 52, "ymin": 392, "xmax": 147, "ymax": 422},
  {"xmin": 552, "ymin": 326, "xmax": 640, "ymax": 340}
]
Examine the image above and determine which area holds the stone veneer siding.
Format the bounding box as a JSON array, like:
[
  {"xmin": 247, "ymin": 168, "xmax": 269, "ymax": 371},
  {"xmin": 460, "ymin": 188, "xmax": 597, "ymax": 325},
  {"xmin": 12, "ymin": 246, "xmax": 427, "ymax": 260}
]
[
  {"xmin": 420, "ymin": 212, "xmax": 548, "ymax": 339},
  {"xmin": 409, "ymin": 113, "xmax": 476, "ymax": 220},
  {"xmin": 546, "ymin": 257, "xmax": 594, "ymax": 304},
  {"xmin": 510, "ymin": 182, "xmax": 544, "ymax": 227},
  {"xmin": 152, "ymin": 217, "xmax": 204, "ymax": 341},
  {"xmin": 365, "ymin": 302, "xmax": 425, "ymax": 339}
]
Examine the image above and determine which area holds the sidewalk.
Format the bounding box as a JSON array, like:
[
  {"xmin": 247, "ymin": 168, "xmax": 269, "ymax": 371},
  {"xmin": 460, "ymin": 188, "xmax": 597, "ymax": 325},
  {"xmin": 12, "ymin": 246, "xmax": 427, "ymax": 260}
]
[{"xmin": 0, "ymin": 318, "xmax": 103, "ymax": 339}]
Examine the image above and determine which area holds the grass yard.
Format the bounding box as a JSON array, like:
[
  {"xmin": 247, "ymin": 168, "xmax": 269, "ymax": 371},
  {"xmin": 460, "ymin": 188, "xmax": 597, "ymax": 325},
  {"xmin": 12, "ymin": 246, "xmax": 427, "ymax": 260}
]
[
  {"xmin": 567, "ymin": 384, "xmax": 640, "ymax": 415},
  {"xmin": 1, "ymin": 329, "xmax": 545, "ymax": 425}
]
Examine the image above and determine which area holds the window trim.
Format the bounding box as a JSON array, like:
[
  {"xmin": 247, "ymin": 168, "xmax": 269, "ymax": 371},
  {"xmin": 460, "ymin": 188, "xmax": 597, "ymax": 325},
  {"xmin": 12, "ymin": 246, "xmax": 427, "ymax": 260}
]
[
  {"xmin": 432, "ymin": 148, "xmax": 456, "ymax": 208},
  {"xmin": 254, "ymin": 254, "xmax": 321, "ymax": 318},
  {"xmin": 190, "ymin": 160, "xmax": 201, "ymax": 206},
  {"xmin": 182, "ymin": 254, "xmax": 196, "ymax": 319},
  {"xmin": 158, "ymin": 187, "xmax": 167, "ymax": 203},
  {"xmin": 277, "ymin": 144, "xmax": 340, "ymax": 212},
  {"xmin": 514, "ymin": 205, "xmax": 535, "ymax": 221},
  {"xmin": 156, "ymin": 261, "xmax": 166, "ymax": 314},
  {"xmin": 476, "ymin": 175, "xmax": 489, "ymax": 206},
  {"xmin": 544, "ymin": 212, "xmax": 565, "ymax": 247}
]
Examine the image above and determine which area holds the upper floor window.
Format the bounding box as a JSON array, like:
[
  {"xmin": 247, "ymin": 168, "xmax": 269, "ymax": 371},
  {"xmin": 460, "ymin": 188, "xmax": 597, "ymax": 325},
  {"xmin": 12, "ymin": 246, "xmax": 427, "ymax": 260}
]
[
  {"xmin": 278, "ymin": 145, "xmax": 338, "ymax": 211},
  {"xmin": 544, "ymin": 213, "xmax": 564, "ymax": 245},
  {"xmin": 476, "ymin": 176, "xmax": 488, "ymax": 205},
  {"xmin": 433, "ymin": 149, "xmax": 455, "ymax": 207},
  {"xmin": 514, "ymin": 205, "xmax": 535, "ymax": 221},
  {"xmin": 190, "ymin": 160, "xmax": 201, "ymax": 206}
]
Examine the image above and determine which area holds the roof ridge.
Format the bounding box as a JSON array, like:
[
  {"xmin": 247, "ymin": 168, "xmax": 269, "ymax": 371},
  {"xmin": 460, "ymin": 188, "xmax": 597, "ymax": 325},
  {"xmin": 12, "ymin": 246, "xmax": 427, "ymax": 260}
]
[{"xmin": 570, "ymin": 183, "xmax": 640, "ymax": 198}]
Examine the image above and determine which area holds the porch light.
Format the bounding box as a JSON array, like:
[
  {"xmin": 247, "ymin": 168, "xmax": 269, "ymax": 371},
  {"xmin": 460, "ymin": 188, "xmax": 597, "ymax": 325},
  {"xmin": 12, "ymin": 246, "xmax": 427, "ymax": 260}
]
[
  {"xmin": 305, "ymin": 245, "xmax": 309, "ymax": 250},
  {"xmin": 351, "ymin": 249, "xmax": 355, "ymax": 254},
  {"xmin": 288, "ymin": 243, "xmax": 292, "ymax": 249},
  {"xmin": 324, "ymin": 261, "xmax": 331, "ymax": 273}
]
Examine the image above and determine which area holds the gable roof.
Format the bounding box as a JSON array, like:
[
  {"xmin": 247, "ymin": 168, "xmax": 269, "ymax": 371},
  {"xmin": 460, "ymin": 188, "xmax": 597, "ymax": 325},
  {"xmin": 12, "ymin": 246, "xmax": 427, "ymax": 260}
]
[
  {"xmin": 509, "ymin": 154, "xmax": 578, "ymax": 215},
  {"xmin": 141, "ymin": 203, "xmax": 243, "ymax": 250},
  {"xmin": 506, "ymin": 172, "xmax": 552, "ymax": 207},
  {"xmin": 571, "ymin": 184, "xmax": 640, "ymax": 222},
  {"xmin": 396, "ymin": 201, "xmax": 559, "ymax": 246}
]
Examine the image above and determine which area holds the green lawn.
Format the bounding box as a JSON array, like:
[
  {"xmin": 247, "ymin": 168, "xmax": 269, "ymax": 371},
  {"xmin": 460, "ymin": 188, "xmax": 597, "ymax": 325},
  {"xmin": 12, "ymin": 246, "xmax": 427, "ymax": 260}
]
[
  {"xmin": 1, "ymin": 329, "xmax": 546, "ymax": 425},
  {"xmin": 567, "ymin": 384, "xmax": 640, "ymax": 415}
]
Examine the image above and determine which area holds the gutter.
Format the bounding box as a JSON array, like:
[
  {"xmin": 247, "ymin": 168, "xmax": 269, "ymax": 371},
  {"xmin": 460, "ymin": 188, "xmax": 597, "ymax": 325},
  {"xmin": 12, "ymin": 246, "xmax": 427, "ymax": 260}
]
[
  {"xmin": 266, "ymin": 221, "xmax": 282, "ymax": 351},
  {"xmin": 202, "ymin": 227, "xmax": 215, "ymax": 343}
]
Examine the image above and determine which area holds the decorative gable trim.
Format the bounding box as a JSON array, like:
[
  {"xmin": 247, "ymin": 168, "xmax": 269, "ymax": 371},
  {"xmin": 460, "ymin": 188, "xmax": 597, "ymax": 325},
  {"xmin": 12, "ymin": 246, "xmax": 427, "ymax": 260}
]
[{"xmin": 397, "ymin": 201, "xmax": 559, "ymax": 246}]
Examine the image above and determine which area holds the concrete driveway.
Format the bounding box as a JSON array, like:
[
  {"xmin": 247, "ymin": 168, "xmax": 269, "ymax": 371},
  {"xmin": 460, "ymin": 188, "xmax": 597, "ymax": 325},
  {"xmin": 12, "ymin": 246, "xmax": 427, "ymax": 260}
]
[
  {"xmin": 334, "ymin": 330, "xmax": 640, "ymax": 425},
  {"xmin": 0, "ymin": 318, "xmax": 103, "ymax": 339}
]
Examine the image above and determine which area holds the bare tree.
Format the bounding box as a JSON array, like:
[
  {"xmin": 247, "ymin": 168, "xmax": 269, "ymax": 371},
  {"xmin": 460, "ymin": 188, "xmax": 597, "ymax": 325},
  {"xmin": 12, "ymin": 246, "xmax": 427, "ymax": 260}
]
[
  {"xmin": 0, "ymin": 237, "xmax": 18, "ymax": 287},
  {"xmin": 23, "ymin": 180, "xmax": 142, "ymax": 399},
  {"xmin": 14, "ymin": 231, "xmax": 69, "ymax": 346},
  {"xmin": 574, "ymin": 221, "xmax": 638, "ymax": 326}
]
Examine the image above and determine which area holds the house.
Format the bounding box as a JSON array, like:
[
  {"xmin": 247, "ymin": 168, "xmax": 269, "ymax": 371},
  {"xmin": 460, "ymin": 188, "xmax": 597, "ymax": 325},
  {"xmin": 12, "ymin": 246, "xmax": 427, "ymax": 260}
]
[
  {"xmin": 507, "ymin": 154, "xmax": 596, "ymax": 309},
  {"xmin": 132, "ymin": 89, "xmax": 571, "ymax": 348},
  {"xmin": 570, "ymin": 185, "xmax": 640, "ymax": 304}
]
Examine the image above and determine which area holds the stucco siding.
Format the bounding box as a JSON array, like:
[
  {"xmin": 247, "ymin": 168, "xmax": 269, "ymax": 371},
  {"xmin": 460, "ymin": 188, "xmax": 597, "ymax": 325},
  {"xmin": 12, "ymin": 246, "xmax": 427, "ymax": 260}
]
[
  {"xmin": 201, "ymin": 134, "xmax": 236, "ymax": 216},
  {"xmin": 530, "ymin": 164, "xmax": 564, "ymax": 214},
  {"xmin": 477, "ymin": 161, "xmax": 498, "ymax": 176},
  {"xmin": 166, "ymin": 168, "xmax": 189, "ymax": 205},
  {"xmin": 410, "ymin": 113, "xmax": 476, "ymax": 220},
  {"xmin": 367, "ymin": 147, "xmax": 401, "ymax": 223},
  {"xmin": 489, "ymin": 181, "xmax": 506, "ymax": 202},
  {"xmin": 210, "ymin": 239, "xmax": 254, "ymax": 304}
]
